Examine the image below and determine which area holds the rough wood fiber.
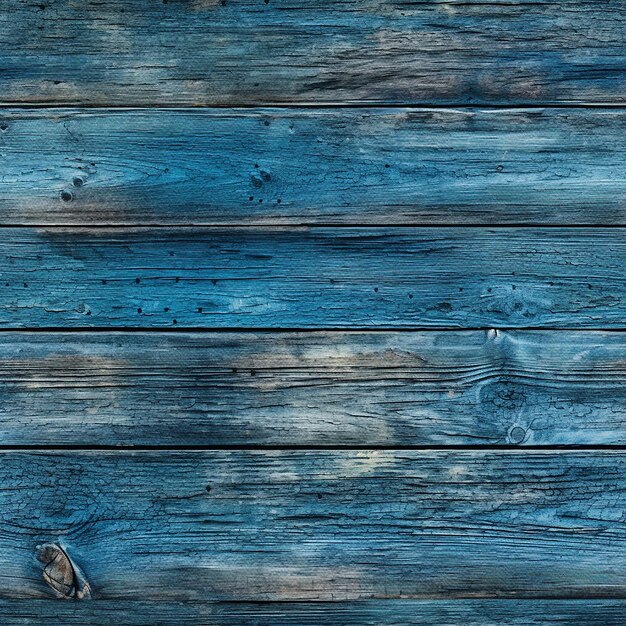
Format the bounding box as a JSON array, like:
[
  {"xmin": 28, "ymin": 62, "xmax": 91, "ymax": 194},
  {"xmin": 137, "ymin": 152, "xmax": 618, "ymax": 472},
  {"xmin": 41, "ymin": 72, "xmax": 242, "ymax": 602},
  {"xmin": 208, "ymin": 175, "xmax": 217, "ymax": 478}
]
[
  {"xmin": 0, "ymin": 227, "xmax": 622, "ymax": 328},
  {"xmin": 4, "ymin": 451, "xmax": 626, "ymax": 602},
  {"xmin": 0, "ymin": 599, "xmax": 625, "ymax": 625},
  {"xmin": 4, "ymin": 1, "xmax": 626, "ymax": 105},
  {"xmin": 0, "ymin": 331, "xmax": 623, "ymax": 446},
  {"xmin": 4, "ymin": 2, "xmax": 624, "ymax": 624},
  {"xmin": 2, "ymin": 108, "xmax": 626, "ymax": 225}
]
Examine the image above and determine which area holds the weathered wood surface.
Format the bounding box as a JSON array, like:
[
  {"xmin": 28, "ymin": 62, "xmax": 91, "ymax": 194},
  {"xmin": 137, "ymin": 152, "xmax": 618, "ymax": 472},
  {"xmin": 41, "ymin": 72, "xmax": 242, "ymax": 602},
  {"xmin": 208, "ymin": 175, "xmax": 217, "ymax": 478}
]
[
  {"xmin": 0, "ymin": 227, "xmax": 622, "ymax": 328},
  {"xmin": 0, "ymin": 330, "xmax": 624, "ymax": 446},
  {"xmin": 1, "ymin": 599, "xmax": 625, "ymax": 625},
  {"xmin": 5, "ymin": 1, "xmax": 626, "ymax": 105},
  {"xmin": 2, "ymin": 108, "xmax": 626, "ymax": 225},
  {"xmin": 4, "ymin": 451, "xmax": 626, "ymax": 601}
]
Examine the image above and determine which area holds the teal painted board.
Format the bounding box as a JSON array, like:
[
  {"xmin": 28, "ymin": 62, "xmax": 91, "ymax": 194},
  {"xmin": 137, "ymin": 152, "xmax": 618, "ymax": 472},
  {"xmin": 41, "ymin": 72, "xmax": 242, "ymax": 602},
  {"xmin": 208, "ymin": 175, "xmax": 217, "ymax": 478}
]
[
  {"xmin": 0, "ymin": 599, "xmax": 625, "ymax": 625},
  {"xmin": 0, "ymin": 227, "xmax": 622, "ymax": 328},
  {"xmin": 4, "ymin": 1, "xmax": 626, "ymax": 105},
  {"xmin": 2, "ymin": 108, "xmax": 626, "ymax": 225},
  {"xmin": 0, "ymin": 330, "xmax": 623, "ymax": 446},
  {"xmin": 3, "ymin": 451, "xmax": 626, "ymax": 601}
]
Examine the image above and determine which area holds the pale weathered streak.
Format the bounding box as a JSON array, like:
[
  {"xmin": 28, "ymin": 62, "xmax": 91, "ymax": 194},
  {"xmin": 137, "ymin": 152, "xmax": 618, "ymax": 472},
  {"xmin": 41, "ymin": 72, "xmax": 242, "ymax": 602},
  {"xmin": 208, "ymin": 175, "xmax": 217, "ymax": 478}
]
[
  {"xmin": 0, "ymin": 330, "xmax": 623, "ymax": 446},
  {"xmin": 3, "ymin": 1, "xmax": 626, "ymax": 105},
  {"xmin": 0, "ymin": 227, "xmax": 622, "ymax": 328},
  {"xmin": 1, "ymin": 108, "xmax": 626, "ymax": 225},
  {"xmin": 3, "ymin": 451, "xmax": 626, "ymax": 602}
]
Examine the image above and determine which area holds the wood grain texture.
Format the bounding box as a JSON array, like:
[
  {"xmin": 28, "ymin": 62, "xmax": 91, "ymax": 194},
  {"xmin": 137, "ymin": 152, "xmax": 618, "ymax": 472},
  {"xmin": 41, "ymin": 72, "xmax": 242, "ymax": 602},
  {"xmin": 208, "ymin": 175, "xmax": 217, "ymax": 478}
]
[
  {"xmin": 0, "ymin": 227, "xmax": 622, "ymax": 328},
  {"xmin": 0, "ymin": 330, "xmax": 623, "ymax": 446},
  {"xmin": 0, "ymin": 599, "xmax": 625, "ymax": 625},
  {"xmin": 3, "ymin": 451, "xmax": 626, "ymax": 601},
  {"xmin": 2, "ymin": 108, "xmax": 626, "ymax": 225},
  {"xmin": 4, "ymin": 0, "xmax": 626, "ymax": 105}
]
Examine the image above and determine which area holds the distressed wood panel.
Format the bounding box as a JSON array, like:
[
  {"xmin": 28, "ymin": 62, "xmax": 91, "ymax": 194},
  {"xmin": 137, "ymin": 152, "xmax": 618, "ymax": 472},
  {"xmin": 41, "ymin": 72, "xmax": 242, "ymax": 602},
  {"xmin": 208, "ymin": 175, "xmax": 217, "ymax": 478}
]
[
  {"xmin": 0, "ymin": 227, "xmax": 622, "ymax": 328},
  {"xmin": 0, "ymin": 599, "xmax": 624, "ymax": 625},
  {"xmin": 4, "ymin": 1, "xmax": 626, "ymax": 105},
  {"xmin": 3, "ymin": 451, "xmax": 626, "ymax": 602},
  {"xmin": 0, "ymin": 330, "xmax": 623, "ymax": 446},
  {"xmin": 3, "ymin": 108, "xmax": 626, "ymax": 225}
]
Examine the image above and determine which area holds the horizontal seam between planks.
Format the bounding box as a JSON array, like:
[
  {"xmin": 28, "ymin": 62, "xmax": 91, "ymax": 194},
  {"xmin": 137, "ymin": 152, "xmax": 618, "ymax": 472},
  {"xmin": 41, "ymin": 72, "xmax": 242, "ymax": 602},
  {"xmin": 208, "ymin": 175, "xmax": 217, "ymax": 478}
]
[
  {"xmin": 5, "ymin": 444, "xmax": 626, "ymax": 451},
  {"xmin": 0, "ymin": 326, "xmax": 625, "ymax": 333},
  {"xmin": 4, "ymin": 102, "xmax": 626, "ymax": 110},
  {"xmin": 193, "ymin": 596, "xmax": 626, "ymax": 604},
  {"xmin": 200, "ymin": 597, "xmax": 626, "ymax": 604},
  {"xmin": 1, "ymin": 224, "xmax": 626, "ymax": 229}
]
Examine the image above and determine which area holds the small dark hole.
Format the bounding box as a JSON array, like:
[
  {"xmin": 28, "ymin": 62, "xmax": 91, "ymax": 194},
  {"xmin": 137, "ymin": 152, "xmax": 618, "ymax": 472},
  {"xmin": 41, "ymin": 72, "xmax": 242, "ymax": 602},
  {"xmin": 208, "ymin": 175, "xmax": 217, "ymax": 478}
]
[
  {"xmin": 60, "ymin": 190, "xmax": 73, "ymax": 202},
  {"xmin": 72, "ymin": 177, "xmax": 84, "ymax": 188}
]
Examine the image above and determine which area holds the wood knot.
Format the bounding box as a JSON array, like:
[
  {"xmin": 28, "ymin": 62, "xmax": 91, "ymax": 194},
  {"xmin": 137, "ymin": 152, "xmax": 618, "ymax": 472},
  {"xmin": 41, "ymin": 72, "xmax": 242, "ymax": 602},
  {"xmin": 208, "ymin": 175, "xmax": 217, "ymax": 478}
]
[{"xmin": 37, "ymin": 543, "xmax": 91, "ymax": 600}]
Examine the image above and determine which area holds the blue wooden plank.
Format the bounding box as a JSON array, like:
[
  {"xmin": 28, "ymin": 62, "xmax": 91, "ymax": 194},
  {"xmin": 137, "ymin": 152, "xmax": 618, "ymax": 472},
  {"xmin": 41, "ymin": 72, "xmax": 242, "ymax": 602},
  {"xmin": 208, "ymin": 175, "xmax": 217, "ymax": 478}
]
[
  {"xmin": 3, "ymin": 451, "xmax": 626, "ymax": 601},
  {"xmin": 4, "ymin": 1, "xmax": 626, "ymax": 105},
  {"xmin": 0, "ymin": 599, "xmax": 624, "ymax": 625},
  {"xmin": 0, "ymin": 330, "xmax": 623, "ymax": 446},
  {"xmin": 2, "ymin": 108, "xmax": 626, "ymax": 225},
  {"xmin": 0, "ymin": 227, "xmax": 622, "ymax": 328}
]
